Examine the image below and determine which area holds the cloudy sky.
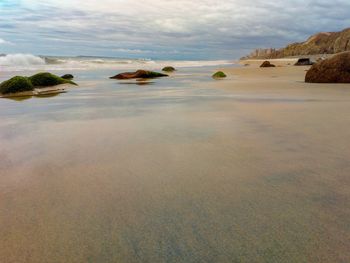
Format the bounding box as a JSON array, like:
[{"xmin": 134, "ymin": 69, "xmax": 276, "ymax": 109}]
[{"xmin": 1, "ymin": 0, "xmax": 350, "ymax": 59}]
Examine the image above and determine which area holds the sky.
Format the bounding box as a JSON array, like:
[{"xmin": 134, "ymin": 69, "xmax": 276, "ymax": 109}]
[{"xmin": 1, "ymin": 0, "xmax": 350, "ymax": 59}]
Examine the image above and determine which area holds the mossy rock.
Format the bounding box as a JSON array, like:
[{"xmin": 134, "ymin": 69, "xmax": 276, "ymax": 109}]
[
  {"xmin": 0, "ymin": 76, "xmax": 34, "ymax": 94},
  {"xmin": 29, "ymin": 72, "xmax": 77, "ymax": 87},
  {"xmin": 212, "ymin": 71, "xmax": 227, "ymax": 78},
  {"xmin": 61, "ymin": 74, "xmax": 74, "ymax": 80},
  {"xmin": 162, "ymin": 66, "xmax": 176, "ymax": 72}
]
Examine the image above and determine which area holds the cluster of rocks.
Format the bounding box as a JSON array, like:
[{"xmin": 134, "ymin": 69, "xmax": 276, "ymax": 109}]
[
  {"xmin": 0, "ymin": 73, "xmax": 76, "ymax": 97},
  {"xmin": 257, "ymin": 52, "xmax": 350, "ymax": 83},
  {"xmin": 109, "ymin": 67, "xmax": 227, "ymax": 80},
  {"xmin": 4, "ymin": 53, "xmax": 350, "ymax": 98}
]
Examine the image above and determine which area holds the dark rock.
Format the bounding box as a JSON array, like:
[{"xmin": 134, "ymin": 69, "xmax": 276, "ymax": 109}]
[
  {"xmin": 295, "ymin": 58, "xmax": 314, "ymax": 66},
  {"xmin": 162, "ymin": 66, "xmax": 176, "ymax": 72},
  {"xmin": 212, "ymin": 71, "xmax": 227, "ymax": 78},
  {"xmin": 29, "ymin": 72, "xmax": 77, "ymax": 87},
  {"xmin": 61, "ymin": 74, "xmax": 74, "ymax": 80},
  {"xmin": 110, "ymin": 70, "xmax": 168, "ymax": 79},
  {"xmin": 0, "ymin": 76, "xmax": 34, "ymax": 94},
  {"xmin": 305, "ymin": 52, "xmax": 350, "ymax": 83},
  {"xmin": 260, "ymin": 61, "xmax": 276, "ymax": 67}
]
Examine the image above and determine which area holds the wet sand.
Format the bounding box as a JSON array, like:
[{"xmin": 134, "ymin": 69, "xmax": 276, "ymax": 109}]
[{"xmin": 1, "ymin": 66, "xmax": 350, "ymax": 262}]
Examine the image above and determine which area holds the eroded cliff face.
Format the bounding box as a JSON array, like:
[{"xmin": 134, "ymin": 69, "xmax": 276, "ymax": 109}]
[{"xmin": 243, "ymin": 28, "xmax": 350, "ymax": 59}]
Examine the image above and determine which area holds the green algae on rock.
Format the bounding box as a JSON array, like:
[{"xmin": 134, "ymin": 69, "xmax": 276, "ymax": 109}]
[
  {"xmin": 212, "ymin": 71, "xmax": 227, "ymax": 79},
  {"xmin": 162, "ymin": 66, "xmax": 176, "ymax": 72},
  {"xmin": 0, "ymin": 76, "xmax": 34, "ymax": 94},
  {"xmin": 29, "ymin": 72, "xmax": 77, "ymax": 87}
]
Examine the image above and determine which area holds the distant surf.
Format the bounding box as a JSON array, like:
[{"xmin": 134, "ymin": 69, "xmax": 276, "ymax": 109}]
[{"xmin": 0, "ymin": 54, "xmax": 234, "ymax": 72}]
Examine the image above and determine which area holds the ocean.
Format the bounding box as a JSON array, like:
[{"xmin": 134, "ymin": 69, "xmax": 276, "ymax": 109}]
[{"xmin": 0, "ymin": 53, "xmax": 233, "ymax": 72}]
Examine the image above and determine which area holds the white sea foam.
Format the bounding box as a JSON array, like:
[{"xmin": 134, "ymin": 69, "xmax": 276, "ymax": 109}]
[
  {"xmin": 0, "ymin": 54, "xmax": 46, "ymax": 67},
  {"xmin": 0, "ymin": 53, "xmax": 234, "ymax": 72}
]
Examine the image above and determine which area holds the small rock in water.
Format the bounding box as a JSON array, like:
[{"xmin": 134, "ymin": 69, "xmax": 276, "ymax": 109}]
[
  {"xmin": 162, "ymin": 66, "xmax": 176, "ymax": 72},
  {"xmin": 61, "ymin": 74, "xmax": 74, "ymax": 80},
  {"xmin": 212, "ymin": 71, "xmax": 227, "ymax": 79},
  {"xmin": 110, "ymin": 70, "xmax": 168, "ymax": 79}
]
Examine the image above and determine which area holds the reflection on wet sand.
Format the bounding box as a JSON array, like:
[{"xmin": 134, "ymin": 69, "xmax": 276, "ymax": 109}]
[
  {"xmin": 0, "ymin": 67, "xmax": 350, "ymax": 262},
  {"xmin": 118, "ymin": 81, "xmax": 155, "ymax": 86},
  {"xmin": 2, "ymin": 91, "xmax": 65, "ymax": 101}
]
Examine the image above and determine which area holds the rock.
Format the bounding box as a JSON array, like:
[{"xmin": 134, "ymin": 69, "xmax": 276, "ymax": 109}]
[
  {"xmin": 260, "ymin": 61, "xmax": 276, "ymax": 67},
  {"xmin": 29, "ymin": 72, "xmax": 77, "ymax": 87},
  {"xmin": 305, "ymin": 52, "xmax": 350, "ymax": 83},
  {"xmin": 110, "ymin": 70, "xmax": 168, "ymax": 79},
  {"xmin": 162, "ymin": 66, "xmax": 176, "ymax": 72},
  {"xmin": 294, "ymin": 58, "xmax": 314, "ymax": 66},
  {"xmin": 212, "ymin": 71, "xmax": 227, "ymax": 78},
  {"xmin": 0, "ymin": 76, "xmax": 34, "ymax": 94},
  {"xmin": 61, "ymin": 74, "xmax": 74, "ymax": 80}
]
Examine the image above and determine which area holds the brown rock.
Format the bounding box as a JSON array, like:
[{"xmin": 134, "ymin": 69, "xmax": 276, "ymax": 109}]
[
  {"xmin": 294, "ymin": 58, "xmax": 314, "ymax": 66},
  {"xmin": 110, "ymin": 70, "xmax": 168, "ymax": 79},
  {"xmin": 305, "ymin": 52, "xmax": 350, "ymax": 83},
  {"xmin": 260, "ymin": 61, "xmax": 276, "ymax": 68}
]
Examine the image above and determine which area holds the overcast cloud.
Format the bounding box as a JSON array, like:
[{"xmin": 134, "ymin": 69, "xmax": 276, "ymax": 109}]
[{"xmin": 0, "ymin": 0, "xmax": 350, "ymax": 59}]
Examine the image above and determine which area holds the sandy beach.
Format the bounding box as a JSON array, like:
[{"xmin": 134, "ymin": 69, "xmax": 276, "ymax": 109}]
[
  {"xmin": 3, "ymin": 0, "xmax": 350, "ymax": 261},
  {"xmin": 0, "ymin": 63, "xmax": 350, "ymax": 262}
]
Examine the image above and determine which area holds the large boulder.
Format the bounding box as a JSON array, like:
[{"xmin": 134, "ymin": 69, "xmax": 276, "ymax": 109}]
[
  {"xmin": 29, "ymin": 72, "xmax": 77, "ymax": 87},
  {"xmin": 0, "ymin": 76, "xmax": 34, "ymax": 94},
  {"xmin": 260, "ymin": 61, "xmax": 276, "ymax": 67},
  {"xmin": 162, "ymin": 66, "xmax": 176, "ymax": 72},
  {"xmin": 110, "ymin": 70, "xmax": 168, "ymax": 79},
  {"xmin": 212, "ymin": 71, "xmax": 227, "ymax": 79},
  {"xmin": 295, "ymin": 58, "xmax": 313, "ymax": 66},
  {"xmin": 305, "ymin": 52, "xmax": 350, "ymax": 83}
]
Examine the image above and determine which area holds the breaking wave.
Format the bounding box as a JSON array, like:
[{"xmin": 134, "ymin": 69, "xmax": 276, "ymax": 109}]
[
  {"xmin": 0, "ymin": 53, "xmax": 234, "ymax": 72},
  {"xmin": 0, "ymin": 54, "xmax": 46, "ymax": 67}
]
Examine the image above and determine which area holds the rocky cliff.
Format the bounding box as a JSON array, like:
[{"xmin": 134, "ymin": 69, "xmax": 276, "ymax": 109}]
[{"xmin": 242, "ymin": 28, "xmax": 350, "ymax": 59}]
